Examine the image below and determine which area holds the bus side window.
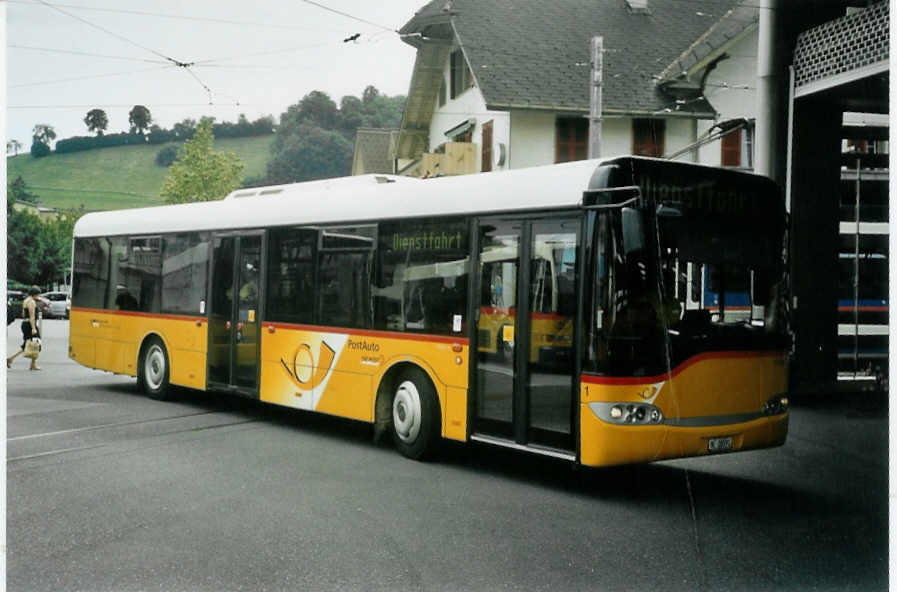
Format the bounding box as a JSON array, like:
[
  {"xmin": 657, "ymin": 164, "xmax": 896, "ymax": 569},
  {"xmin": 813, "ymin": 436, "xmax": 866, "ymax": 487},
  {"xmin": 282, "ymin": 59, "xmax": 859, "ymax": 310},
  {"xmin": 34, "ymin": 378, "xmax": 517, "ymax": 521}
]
[
  {"xmin": 266, "ymin": 227, "xmax": 316, "ymax": 325},
  {"xmin": 318, "ymin": 251, "xmax": 372, "ymax": 329},
  {"xmin": 373, "ymin": 218, "xmax": 469, "ymax": 335}
]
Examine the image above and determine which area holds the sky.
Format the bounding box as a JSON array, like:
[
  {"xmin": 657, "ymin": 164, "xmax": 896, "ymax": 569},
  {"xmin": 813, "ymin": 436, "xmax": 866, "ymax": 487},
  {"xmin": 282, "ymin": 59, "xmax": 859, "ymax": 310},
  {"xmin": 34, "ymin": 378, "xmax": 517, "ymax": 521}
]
[{"xmin": 5, "ymin": 0, "xmax": 427, "ymax": 148}]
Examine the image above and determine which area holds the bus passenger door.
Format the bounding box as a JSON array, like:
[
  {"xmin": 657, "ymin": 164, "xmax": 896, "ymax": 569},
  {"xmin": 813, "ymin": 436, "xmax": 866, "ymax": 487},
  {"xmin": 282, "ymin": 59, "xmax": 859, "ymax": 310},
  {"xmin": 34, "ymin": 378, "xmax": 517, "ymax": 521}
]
[
  {"xmin": 472, "ymin": 217, "xmax": 579, "ymax": 455},
  {"xmin": 208, "ymin": 233, "xmax": 264, "ymax": 395}
]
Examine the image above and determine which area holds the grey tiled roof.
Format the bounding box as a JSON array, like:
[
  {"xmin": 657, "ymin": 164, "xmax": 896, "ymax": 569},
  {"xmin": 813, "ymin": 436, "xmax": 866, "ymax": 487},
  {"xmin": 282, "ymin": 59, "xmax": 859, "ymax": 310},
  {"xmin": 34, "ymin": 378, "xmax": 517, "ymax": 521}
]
[{"xmin": 401, "ymin": 0, "xmax": 749, "ymax": 117}]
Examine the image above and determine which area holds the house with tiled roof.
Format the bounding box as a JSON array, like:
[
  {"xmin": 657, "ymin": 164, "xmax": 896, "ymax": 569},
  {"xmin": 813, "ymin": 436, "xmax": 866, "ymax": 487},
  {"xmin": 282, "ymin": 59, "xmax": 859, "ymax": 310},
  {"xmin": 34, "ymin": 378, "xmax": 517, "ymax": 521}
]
[{"xmin": 396, "ymin": 0, "xmax": 762, "ymax": 175}]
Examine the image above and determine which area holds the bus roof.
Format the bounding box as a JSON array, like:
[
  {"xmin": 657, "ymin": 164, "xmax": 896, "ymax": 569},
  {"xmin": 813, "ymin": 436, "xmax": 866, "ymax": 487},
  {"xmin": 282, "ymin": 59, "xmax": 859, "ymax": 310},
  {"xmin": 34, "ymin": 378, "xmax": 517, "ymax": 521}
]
[{"xmin": 73, "ymin": 159, "xmax": 604, "ymax": 238}]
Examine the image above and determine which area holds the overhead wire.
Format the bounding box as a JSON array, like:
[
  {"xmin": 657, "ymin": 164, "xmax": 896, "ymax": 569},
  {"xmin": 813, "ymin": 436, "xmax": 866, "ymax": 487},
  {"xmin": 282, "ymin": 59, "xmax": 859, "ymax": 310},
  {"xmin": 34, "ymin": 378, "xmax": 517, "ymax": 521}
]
[
  {"xmin": 8, "ymin": 44, "xmax": 169, "ymax": 64},
  {"xmin": 30, "ymin": 0, "xmax": 184, "ymax": 66},
  {"xmin": 9, "ymin": 65, "xmax": 177, "ymax": 89},
  {"xmin": 7, "ymin": 103, "xmax": 258, "ymax": 109},
  {"xmin": 296, "ymin": 0, "xmax": 397, "ymax": 33},
  {"xmin": 7, "ymin": 0, "xmax": 347, "ymax": 33},
  {"xmin": 26, "ymin": 0, "xmax": 242, "ymax": 104}
]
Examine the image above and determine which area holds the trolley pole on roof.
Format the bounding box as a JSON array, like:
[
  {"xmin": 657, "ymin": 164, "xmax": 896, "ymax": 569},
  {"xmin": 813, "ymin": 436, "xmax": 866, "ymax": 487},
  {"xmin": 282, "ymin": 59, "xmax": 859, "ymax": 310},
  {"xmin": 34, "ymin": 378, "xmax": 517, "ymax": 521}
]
[{"xmin": 588, "ymin": 36, "xmax": 603, "ymax": 159}]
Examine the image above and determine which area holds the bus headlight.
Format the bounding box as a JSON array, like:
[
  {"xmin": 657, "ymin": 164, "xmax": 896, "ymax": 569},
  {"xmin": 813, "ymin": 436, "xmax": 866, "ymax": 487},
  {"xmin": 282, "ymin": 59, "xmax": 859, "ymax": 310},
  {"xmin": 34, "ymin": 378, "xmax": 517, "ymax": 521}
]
[{"xmin": 591, "ymin": 402, "xmax": 664, "ymax": 425}]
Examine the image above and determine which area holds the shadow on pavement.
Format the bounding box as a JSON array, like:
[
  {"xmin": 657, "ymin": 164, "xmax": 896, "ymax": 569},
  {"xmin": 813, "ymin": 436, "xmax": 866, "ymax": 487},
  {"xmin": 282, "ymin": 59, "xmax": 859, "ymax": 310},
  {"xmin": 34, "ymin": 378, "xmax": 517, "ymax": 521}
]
[{"xmin": 790, "ymin": 389, "xmax": 887, "ymax": 417}]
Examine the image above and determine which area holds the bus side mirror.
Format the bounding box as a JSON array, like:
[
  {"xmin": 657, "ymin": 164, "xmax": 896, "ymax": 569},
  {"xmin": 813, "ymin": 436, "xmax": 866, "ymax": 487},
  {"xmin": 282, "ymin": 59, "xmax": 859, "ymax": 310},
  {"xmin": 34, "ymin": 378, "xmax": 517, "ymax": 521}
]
[{"xmin": 621, "ymin": 207, "xmax": 646, "ymax": 255}]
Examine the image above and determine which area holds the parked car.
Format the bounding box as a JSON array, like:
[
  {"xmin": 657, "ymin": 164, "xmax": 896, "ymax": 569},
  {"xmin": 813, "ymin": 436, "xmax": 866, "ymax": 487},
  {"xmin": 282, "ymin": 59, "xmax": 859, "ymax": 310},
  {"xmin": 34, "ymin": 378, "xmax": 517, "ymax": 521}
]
[
  {"xmin": 7, "ymin": 290, "xmax": 24, "ymax": 325},
  {"xmin": 40, "ymin": 291, "xmax": 71, "ymax": 319}
]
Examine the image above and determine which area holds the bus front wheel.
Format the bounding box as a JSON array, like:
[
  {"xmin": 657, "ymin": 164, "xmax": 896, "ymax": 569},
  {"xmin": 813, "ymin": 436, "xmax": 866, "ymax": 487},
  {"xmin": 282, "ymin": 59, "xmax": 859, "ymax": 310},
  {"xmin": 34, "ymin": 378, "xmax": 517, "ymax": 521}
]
[
  {"xmin": 139, "ymin": 337, "xmax": 172, "ymax": 400},
  {"xmin": 391, "ymin": 367, "xmax": 440, "ymax": 460}
]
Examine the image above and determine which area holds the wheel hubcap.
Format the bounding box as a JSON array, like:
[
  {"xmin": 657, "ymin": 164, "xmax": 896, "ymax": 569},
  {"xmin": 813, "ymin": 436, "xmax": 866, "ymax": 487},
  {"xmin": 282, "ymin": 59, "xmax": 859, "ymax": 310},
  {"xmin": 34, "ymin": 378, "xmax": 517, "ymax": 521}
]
[
  {"xmin": 145, "ymin": 345, "xmax": 165, "ymax": 390},
  {"xmin": 392, "ymin": 380, "xmax": 422, "ymax": 443}
]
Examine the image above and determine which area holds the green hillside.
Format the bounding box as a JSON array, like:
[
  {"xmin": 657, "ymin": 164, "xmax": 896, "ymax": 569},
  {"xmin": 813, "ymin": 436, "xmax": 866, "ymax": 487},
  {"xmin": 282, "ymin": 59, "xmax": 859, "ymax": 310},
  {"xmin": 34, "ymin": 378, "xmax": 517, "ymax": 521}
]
[{"xmin": 7, "ymin": 135, "xmax": 274, "ymax": 211}]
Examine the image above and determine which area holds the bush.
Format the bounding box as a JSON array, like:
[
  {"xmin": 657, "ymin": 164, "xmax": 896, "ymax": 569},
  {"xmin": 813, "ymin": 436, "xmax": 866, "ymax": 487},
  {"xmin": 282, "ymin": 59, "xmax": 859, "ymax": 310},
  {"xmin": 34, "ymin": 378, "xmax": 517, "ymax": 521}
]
[
  {"xmin": 30, "ymin": 141, "xmax": 51, "ymax": 158},
  {"xmin": 55, "ymin": 132, "xmax": 147, "ymax": 154},
  {"xmin": 155, "ymin": 145, "xmax": 179, "ymax": 167}
]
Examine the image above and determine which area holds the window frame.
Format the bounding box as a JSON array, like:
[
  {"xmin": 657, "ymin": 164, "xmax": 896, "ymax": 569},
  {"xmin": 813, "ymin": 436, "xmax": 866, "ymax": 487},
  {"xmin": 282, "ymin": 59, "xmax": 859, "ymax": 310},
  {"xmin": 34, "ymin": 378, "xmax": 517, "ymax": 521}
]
[
  {"xmin": 555, "ymin": 117, "xmax": 588, "ymax": 163},
  {"xmin": 632, "ymin": 118, "xmax": 666, "ymax": 158}
]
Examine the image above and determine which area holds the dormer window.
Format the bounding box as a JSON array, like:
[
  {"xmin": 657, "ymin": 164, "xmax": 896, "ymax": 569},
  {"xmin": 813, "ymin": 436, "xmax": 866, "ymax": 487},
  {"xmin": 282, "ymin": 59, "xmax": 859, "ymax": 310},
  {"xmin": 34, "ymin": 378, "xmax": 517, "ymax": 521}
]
[{"xmin": 450, "ymin": 49, "xmax": 474, "ymax": 99}]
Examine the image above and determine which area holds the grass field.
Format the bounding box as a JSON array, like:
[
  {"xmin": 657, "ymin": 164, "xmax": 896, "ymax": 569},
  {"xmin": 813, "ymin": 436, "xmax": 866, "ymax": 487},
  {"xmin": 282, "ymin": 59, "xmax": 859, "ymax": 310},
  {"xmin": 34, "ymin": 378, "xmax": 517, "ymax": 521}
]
[{"xmin": 7, "ymin": 135, "xmax": 274, "ymax": 211}]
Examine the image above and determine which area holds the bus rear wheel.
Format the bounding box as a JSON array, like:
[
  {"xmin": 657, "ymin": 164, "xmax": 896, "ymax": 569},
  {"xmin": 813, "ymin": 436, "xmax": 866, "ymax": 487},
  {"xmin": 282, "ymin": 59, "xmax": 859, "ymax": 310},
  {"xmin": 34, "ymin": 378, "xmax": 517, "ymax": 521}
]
[
  {"xmin": 139, "ymin": 337, "xmax": 172, "ymax": 400},
  {"xmin": 391, "ymin": 367, "xmax": 440, "ymax": 460}
]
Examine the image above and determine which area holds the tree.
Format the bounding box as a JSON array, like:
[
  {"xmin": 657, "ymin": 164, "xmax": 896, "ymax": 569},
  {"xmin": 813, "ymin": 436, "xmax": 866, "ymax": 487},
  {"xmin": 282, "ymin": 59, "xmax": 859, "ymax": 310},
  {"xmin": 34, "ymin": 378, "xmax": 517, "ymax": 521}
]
[
  {"xmin": 334, "ymin": 88, "xmax": 405, "ymax": 142},
  {"xmin": 32, "ymin": 124, "xmax": 56, "ymax": 145},
  {"xmin": 7, "ymin": 207, "xmax": 45, "ymax": 283},
  {"xmin": 154, "ymin": 145, "xmax": 178, "ymax": 167},
  {"xmin": 160, "ymin": 119, "xmax": 244, "ymax": 204},
  {"xmin": 128, "ymin": 105, "xmax": 152, "ymax": 134},
  {"xmin": 6, "ymin": 202, "xmax": 81, "ymax": 286},
  {"xmin": 338, "ymin": 95, "xmax": 364, "ymax": 138},
  {"xmin": 84, "ymin": 108, "xmax": 109, "ymax": 136},
  {"xmin": 30, "ymin": 139, "xmax": 51, "ymax": 158},
  {"xmin": 7, "ymin": 139, "xmax": 22, "ymax": 155},
  {"xmin": 173, "ymin": 118, "xmax": 197, "ymax": 139},
  {"xmin": 265, "ymin": 123, "xmax": 352, "ymax": 184},
  {"xmin": 8, "ymin": 176, "xmax": 38, "ymax": 205},
  {"xmin": 362, "ymin": 85, "xmax": 380, "ymax": 104},
  {"xmin": 275, "ymin": 91, "xmax": 339, "ymax": 148}
]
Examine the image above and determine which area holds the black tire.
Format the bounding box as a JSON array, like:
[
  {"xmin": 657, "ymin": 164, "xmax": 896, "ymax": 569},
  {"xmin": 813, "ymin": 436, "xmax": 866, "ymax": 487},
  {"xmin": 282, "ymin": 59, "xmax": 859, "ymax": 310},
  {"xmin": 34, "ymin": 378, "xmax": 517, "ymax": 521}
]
[
  {"xmin": 391, "ymin": 367, "xmax": 441, "ymax": 460},
  {"xmin": 138, "ymin": 337, "xmax": 173, "ymax": 400}
]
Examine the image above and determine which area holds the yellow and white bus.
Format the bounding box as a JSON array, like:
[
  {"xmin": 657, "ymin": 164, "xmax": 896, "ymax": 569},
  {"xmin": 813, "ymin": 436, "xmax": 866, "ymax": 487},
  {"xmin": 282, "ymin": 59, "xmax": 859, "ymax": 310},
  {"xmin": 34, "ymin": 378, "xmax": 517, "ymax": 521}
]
[{"xmin": 70, "ymin": 157, "xmax": 790, "ymax": 466}]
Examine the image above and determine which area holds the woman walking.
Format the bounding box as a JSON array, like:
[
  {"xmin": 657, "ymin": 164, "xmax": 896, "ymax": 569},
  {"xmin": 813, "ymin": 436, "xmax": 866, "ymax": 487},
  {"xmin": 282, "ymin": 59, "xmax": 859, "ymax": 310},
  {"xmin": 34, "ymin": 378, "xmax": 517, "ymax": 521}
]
[{"xmin": 7, "ymin": 285, "xmax": 42, "ymax": 371}]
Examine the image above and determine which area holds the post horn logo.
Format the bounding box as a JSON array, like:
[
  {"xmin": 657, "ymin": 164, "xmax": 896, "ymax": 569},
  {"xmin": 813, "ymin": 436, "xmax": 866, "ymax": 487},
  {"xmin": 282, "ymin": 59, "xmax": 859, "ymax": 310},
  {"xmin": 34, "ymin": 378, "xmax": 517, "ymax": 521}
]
[{"xmin": 280, "ymin": 340, "xmax": 336, "ymax": 394}]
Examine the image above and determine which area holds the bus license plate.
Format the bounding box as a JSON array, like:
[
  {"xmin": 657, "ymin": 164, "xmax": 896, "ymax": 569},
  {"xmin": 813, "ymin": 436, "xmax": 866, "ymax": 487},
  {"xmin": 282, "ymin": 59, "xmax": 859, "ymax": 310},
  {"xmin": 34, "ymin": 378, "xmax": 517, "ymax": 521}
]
[{"xmin": 708, "ymin": 437, "xmax": 733, "ymax": 453}]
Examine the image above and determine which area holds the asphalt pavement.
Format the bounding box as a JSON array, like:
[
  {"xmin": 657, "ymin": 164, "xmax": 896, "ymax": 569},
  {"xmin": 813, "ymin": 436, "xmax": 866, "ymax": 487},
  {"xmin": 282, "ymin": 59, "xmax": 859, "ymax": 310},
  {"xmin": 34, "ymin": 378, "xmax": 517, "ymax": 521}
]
[{"xmin": 5, "ymin": 319, "xmax": 889, "ymax": 591}]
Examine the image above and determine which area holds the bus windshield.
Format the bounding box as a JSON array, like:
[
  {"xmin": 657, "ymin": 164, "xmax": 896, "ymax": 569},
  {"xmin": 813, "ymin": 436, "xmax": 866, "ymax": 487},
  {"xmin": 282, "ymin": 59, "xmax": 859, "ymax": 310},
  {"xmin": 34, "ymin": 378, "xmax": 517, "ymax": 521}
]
[
  {"xmin": 658, "ymin": 215, "xmax": 784, "ymax": 327},
  {"xmin": 588, "ymin": 159, "xmax": 788, "ymax": 377}
]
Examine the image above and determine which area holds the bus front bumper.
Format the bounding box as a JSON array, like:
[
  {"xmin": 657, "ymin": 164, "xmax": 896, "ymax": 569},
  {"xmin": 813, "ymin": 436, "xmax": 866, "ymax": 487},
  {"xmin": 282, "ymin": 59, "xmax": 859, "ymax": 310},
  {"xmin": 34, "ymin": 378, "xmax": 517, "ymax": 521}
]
[{"xmin": 579, "ymin": 404, "xmax": 789, "ymax": 467}]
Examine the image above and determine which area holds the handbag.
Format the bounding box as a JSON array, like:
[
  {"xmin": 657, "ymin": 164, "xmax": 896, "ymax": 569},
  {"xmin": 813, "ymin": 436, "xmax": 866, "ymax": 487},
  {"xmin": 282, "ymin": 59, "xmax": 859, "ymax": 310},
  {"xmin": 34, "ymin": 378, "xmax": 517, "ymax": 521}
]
[{"xmin": 24, "ymin": 338, "xmax": 41, "ymax": 360}]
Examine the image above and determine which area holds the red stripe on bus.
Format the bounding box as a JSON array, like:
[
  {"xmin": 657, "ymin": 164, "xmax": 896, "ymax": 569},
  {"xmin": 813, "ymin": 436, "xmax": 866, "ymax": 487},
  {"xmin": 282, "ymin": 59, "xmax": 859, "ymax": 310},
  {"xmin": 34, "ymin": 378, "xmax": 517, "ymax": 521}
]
[
  {"xmin": 71, "ymin": 307, "xmax": 206, "ymax": 323},
  {"xmin": 838, "ymin": 306, "xmax": 888, "ymax": 312},
  {"xmin": 265, "ymin": 322, "xmax": 470, "ymax": 345},
  {"xmin": 581, "ymin": 350, "xmax": 785, "ymax": 386}
]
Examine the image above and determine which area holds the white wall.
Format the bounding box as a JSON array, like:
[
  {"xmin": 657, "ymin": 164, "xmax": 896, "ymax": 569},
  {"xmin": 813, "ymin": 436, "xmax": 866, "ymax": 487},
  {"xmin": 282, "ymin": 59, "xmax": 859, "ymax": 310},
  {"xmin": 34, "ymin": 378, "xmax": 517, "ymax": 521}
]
[
  {"xmin": 428, "ymin": 53, "xmax": 511, "ymax": 172},
  {"xmin": 600, "ymin": 117, "xmax": 631, "ymax": 158},
  {"xmin": 665, "ymin": 118, "xmax": 699, "ymax": 162},
  {"xmin": 423, "ymin": 42, "xmax": 734, "ymax": 172},
  {"xmin": 508, "ymin": 110, "xmax": 555, "ymax": 169},
  {"xmin": 697, "ymin": 33, "xmax": 759, "ymax": 167}
]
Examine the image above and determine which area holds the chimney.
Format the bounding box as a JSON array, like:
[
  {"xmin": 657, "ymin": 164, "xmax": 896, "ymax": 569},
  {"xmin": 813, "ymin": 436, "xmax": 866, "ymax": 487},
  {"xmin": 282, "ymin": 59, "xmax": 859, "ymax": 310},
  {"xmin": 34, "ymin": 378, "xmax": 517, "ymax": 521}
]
[{"xmin": 626, "ymin": 0, "xmax": 649, "ymax": 13}]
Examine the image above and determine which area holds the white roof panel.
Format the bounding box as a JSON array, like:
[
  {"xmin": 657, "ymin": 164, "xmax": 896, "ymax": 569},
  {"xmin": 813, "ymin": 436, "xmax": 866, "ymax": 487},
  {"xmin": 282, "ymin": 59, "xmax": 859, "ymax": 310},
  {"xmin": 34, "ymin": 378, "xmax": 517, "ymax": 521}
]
[{"xmin": 73, "ymin": 159, "xmax": 604, "ymax": 238}]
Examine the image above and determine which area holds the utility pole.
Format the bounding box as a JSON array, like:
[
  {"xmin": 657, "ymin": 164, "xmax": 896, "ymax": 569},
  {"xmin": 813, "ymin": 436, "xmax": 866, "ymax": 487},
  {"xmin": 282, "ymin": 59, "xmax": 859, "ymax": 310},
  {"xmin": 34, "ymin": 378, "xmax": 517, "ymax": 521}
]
[{"xmin": 588, "ymin": 36, "xmax": 603, "ymax": 159}]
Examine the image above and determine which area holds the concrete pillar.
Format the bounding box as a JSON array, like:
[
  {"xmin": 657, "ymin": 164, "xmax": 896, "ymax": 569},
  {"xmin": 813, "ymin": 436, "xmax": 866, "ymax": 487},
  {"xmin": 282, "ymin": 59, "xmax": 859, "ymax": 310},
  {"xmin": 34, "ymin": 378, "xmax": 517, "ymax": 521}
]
[{"xmin": 755, "ymin": 0, "xmax": 787, "ymax": 185}]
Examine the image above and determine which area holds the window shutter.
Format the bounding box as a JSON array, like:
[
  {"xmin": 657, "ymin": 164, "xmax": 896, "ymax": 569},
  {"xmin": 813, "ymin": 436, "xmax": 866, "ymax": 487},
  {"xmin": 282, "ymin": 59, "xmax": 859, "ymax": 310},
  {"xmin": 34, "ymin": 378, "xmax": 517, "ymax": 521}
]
[
  {"xmin": 633, "ymin": 119, "xmax": 665, "ymax": 157},
  {"xmin": 721, "ymin": 129, "xmax": 742, "ymax": 166},
  {"xmin": 482, "ymin": 121, "xmax": 493, "ymax": 172}
]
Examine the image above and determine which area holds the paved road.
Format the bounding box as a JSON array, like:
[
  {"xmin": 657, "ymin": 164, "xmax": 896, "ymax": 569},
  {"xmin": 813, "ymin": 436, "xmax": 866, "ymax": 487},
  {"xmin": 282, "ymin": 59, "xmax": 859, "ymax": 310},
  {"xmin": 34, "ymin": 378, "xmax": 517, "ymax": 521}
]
[{"xmin": 6, "ymin": 320, "xmax": 888, "ymax": 591}]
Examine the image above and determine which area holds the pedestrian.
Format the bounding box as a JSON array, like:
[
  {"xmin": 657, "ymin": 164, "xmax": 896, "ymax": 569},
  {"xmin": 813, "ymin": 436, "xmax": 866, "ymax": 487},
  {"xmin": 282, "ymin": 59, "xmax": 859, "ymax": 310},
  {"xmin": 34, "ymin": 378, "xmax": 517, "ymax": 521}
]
[{"xmin": 7, "ymin": 285, "xmax": 42, "ymax": 371}]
